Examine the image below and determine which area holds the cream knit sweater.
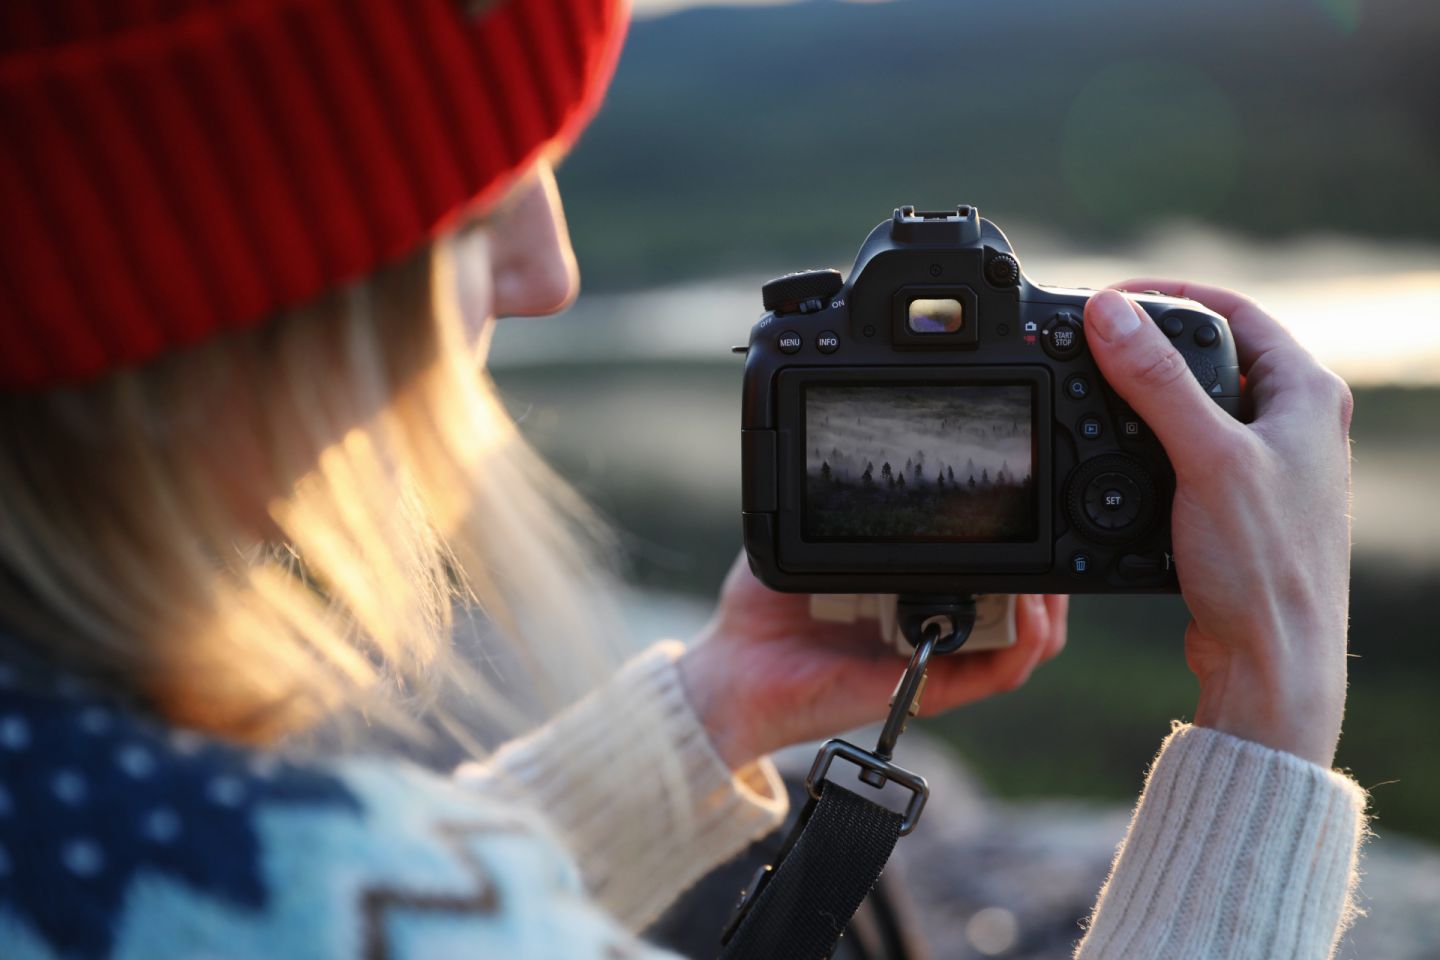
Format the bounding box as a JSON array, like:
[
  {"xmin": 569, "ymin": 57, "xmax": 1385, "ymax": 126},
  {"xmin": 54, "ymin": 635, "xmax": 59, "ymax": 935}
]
[
  {"xmin": 0, "ymin": 641, "xmax": 1367, "ymax": 959},
  {"xmin": 457, "ymin": 642, "xmax": 1368, "ymax": 959}
]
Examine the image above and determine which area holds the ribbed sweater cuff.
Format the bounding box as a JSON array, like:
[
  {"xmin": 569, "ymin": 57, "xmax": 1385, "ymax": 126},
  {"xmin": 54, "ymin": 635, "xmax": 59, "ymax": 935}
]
[
  {"xmin": 453, "ymin": 641, "xmax": 788, "ymax": 930},
  {"xmin": 1077, "ymin": 723, "xmax": 1367, "ymax": 960}
]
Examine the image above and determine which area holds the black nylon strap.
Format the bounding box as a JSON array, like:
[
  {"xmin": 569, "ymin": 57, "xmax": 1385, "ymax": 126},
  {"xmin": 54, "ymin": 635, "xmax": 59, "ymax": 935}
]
[{"xmin": 719, "ymin": 781, "xmax": 904, "ymax": 960}]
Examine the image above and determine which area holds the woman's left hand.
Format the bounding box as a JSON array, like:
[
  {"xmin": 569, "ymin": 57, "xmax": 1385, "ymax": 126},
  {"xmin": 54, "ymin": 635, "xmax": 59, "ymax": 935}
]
[{"xmin": 679, "ymin": 553, "xmax": 1070, "ymax": 770}]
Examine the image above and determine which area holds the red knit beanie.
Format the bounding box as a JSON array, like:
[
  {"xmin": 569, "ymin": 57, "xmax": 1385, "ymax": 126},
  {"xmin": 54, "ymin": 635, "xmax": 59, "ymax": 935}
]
[{"xmin": 0, "ymin": 0, "xmax": 629, "ymax": 391}]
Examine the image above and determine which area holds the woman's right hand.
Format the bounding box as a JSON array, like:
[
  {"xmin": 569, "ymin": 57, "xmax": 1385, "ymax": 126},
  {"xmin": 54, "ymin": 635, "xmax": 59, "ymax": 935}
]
[{"xmin": 1083, "ymin": 282, "xmax": 1354, "ymax": 768}]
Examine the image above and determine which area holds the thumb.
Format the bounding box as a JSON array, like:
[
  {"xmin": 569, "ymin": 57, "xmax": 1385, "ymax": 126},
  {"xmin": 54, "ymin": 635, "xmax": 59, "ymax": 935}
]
[{"xmin": 1083, "ymin": 289, "xmax": 1240, "ymax": 476}]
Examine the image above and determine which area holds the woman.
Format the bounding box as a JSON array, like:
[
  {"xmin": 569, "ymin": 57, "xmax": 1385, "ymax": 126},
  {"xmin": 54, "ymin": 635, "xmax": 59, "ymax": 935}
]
[{"xmin": 0, "ymin": 1, "xmax": 1363, "ymax": 958}]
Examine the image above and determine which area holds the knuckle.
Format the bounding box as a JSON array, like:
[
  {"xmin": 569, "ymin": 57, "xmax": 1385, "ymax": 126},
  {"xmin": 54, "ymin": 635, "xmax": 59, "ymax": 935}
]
[
  {"xmin": 1299, "ymin": 367, "xmax": 1354, "ymax": 434},
  {"xmin": 1327, "ymin": 372, "xmax": 1355, "ymax": 434},
  {"xmin": 1127, "ymin": 343, "xmax": 1191, "ymax": 393}
]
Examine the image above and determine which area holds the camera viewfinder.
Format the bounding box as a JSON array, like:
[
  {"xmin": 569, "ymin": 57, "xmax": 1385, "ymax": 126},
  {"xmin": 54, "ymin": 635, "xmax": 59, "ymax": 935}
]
[{"xmin": 907, "ymin": 298, "xmax": 965, "ymax": 334}]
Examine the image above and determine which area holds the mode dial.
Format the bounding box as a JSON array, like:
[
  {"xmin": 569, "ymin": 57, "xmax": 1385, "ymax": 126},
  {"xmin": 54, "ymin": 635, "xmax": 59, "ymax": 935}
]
[{"xmin": 762, "ymin": 269, "xmax": 844, "ymax": 315}]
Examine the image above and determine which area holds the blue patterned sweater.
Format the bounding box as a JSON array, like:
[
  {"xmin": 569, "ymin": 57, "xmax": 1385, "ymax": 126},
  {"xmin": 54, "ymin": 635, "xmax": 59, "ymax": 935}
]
[
  {"xmin": 0, "ymin": 640, "xmax": 1367, "ymax": 959},
  {"xmin": 0, "ymin": 643, "xmax": 790, "ymax": 959}
]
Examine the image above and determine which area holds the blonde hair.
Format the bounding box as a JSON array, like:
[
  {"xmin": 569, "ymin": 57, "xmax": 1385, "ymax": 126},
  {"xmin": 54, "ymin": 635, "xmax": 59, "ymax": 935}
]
[{"xmin": 0, "ymin": 230, "xmax": 635, "ymax": 751}]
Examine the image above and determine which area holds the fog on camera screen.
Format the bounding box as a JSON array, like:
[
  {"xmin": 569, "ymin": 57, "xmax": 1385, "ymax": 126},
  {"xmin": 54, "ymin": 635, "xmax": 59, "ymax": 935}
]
[
  {"xmin": 907, "ymin": 297, "xmax": 965, "ymax": 334},
  {"xmin": 804, "ymin": 384, "xmax": 1035, "ymax": 541}
]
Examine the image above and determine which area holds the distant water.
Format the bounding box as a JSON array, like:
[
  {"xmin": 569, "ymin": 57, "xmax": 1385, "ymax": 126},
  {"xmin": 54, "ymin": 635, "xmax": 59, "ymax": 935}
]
[{"xmin": 490, "ymin": 224, "xmax": 1440, "ymax": 386}]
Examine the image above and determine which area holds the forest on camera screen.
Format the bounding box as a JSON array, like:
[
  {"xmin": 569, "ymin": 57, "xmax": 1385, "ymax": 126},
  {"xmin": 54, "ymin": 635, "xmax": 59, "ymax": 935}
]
[{"xmin": 804, "ymin": 384, "xmax": 1035, "ymax": 541}]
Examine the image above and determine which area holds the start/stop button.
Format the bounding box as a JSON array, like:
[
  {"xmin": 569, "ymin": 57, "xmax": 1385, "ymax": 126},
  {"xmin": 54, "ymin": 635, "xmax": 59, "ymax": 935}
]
[{"xmin": 1041, "ymin": 312, "xmax": 1085, "ymax": 361}]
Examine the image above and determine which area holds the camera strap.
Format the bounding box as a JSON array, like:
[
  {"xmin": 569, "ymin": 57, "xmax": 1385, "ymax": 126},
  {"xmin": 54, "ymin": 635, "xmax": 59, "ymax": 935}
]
[{"xmin": 718, "ymin": 598, "xmax": 977, "ymax": 960}]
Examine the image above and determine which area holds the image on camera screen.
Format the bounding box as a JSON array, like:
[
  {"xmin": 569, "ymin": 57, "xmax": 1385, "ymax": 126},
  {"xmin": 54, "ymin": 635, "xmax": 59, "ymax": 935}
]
[{"xmin": 804, "ymin": 383, "xmax": 1035, "ymax": 541}]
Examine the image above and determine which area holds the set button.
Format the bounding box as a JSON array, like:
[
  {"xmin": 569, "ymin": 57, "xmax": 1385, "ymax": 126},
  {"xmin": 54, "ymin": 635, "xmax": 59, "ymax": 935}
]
[
  {"xmin": 1065, "ymin": 454, "xmax": 1158, "ymax": 545},
  {"xmin": 1084, "ymin": 473, "xmax": 1142, "ymax": 531}
]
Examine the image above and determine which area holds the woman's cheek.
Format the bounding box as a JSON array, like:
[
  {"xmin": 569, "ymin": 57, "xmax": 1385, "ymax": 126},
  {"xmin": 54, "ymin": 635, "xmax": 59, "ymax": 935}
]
[{"xmin": 452, "ymin": 228, "xmax": 497, "ymax": 355}]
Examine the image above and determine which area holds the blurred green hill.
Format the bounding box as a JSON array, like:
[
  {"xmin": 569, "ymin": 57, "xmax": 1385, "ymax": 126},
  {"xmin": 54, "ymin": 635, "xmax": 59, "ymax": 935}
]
[{"xmin": 560, "ymin": 0, "xmax": 1440, "ymax": 290}]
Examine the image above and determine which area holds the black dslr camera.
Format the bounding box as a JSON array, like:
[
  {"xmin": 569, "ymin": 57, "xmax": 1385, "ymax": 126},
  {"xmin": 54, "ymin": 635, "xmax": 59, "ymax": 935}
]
[{"xmin": 740, "ymin": 206, "xmax": 1242, "ymax": 594}]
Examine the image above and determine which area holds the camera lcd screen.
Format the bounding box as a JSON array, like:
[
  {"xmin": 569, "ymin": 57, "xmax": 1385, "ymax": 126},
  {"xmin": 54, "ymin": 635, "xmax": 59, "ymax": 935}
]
[
  {"xmin": 804, "ymin": 383, "xmax": 1036, "ymax": 541},
  {"xmin": 907, "ymin": 297, "xmax": 965, "ymax": 334}
]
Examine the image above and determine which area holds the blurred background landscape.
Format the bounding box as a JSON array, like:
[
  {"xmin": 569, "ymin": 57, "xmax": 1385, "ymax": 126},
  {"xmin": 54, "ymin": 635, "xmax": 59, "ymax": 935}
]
[{"xmin": 489, "ymin": 0, "xmax": 1438, "ymax": 953}]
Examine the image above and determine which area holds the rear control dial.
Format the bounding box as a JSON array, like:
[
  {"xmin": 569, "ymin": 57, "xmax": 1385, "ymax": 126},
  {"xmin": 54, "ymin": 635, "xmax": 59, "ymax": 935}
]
[{"xmin": 1065, "ymin": 454, "xmax": 1158, "ymax": 544}]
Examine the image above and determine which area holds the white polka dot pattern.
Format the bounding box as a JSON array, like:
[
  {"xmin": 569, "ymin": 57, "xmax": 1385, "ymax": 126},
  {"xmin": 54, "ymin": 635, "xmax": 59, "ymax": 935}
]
[
  {"xmin": 78, "ymin": 707, "xmax": 112, "ymax": 735},
  {"xmin": 116, "ymin": 744, "xmax": 156, "ymax": 780},
  {"xmin": 142, "ymin": 808, "xmax": 182, "ymax": 845},
  {"xmin": 51, "ymin": 770, "xmax": 87, "ymax": 806},
  {"xmin": 61, "ymin": 839, "xmax": 104, "ymax": 878},
  {"xmin": 0, "ymin": 716, "xmax": 29, "ymax": 750},
  {"xmin": 206, "ymin": 776, "xmax": 246, "ymax": 808}
]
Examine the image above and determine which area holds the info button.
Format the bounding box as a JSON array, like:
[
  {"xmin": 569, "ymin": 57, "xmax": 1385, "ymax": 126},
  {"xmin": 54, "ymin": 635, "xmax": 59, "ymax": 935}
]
[{"xmin": 816, "ymin": 331, "xmax": 840, "ymax": 354}]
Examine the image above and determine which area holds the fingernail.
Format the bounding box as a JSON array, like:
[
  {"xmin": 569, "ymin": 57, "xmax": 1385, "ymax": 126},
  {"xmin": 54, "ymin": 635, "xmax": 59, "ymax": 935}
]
[
  {"xmin": 1021, "ymin": 594, "xmax": 1041, "ymax": 621},
  {"xmin": 1087, "ymin": 290, "xmax": 1142, "ymax": 343}
]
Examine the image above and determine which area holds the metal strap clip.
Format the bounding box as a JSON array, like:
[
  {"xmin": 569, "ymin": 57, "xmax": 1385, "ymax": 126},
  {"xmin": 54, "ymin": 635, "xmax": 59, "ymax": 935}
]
[{"xmin": 803, "ymin": 627, "xmax": 942, "ymax": 836}]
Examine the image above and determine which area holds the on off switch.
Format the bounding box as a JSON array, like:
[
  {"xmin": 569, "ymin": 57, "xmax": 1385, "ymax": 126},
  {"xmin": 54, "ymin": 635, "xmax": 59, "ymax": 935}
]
[{"xmin": 762, "ymin": 269, "xmax": 844, "ymax": 315}]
